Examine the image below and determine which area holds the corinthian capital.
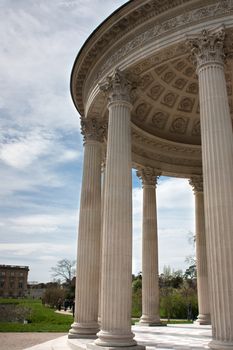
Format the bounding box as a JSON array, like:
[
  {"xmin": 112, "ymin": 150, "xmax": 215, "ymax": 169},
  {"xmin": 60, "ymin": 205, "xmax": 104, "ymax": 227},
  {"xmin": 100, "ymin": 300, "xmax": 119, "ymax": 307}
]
[
  {"xmin": 99, "ymin": 68, "xmax": 136, "ymax": 105},
  {"xmin": 136, "ymin": 167, "xmax": 161, "ymax": 187},
  {"xmin": 189, "ymin": 175, "xmax": 203, "ymax": 193},
  {"xmin": 187, "ymin": 26, "xmax": 226, "ymax": 69},
  {"xmin": 81, "ymin": 118, "xmax": 107, "ymax": 143}
]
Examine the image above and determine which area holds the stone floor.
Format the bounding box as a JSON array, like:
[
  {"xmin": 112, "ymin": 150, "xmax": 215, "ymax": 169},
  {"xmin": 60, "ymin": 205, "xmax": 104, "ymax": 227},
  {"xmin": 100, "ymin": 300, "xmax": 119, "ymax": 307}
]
[
  {"xmin": 20, "ymin": 324, "xmax": 212, "ymax": 350},
  {"xmin": 0, "ymin": 332, "xmax": 66, "ymax": 350}
]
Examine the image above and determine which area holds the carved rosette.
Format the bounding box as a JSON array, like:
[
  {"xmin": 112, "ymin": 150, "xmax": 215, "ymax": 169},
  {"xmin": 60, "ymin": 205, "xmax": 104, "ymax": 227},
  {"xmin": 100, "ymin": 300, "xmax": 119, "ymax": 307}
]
[
  {"xmin": 99, "ymin": 68, "xmax": 136, "ymax": 105},
  {"xmin": 189, "ymin": 175, "xmax": 203, "ymax": 193},
  {"xmin": 137, "ymin": 167, "xmax": 161, "ymax": 187},
  {"xmin": 187, "ymin": 26, "xmax": 226, "ymax": 70},
  {"xmin": 81, "ymin": 118, "xmax": 107, "ymax": 143}
]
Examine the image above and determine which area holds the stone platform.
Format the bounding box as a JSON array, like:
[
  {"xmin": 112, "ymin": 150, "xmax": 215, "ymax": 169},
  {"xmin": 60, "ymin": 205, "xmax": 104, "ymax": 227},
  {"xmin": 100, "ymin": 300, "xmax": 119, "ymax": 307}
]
[{"xmin": 23, "ymin": 324, "xmax": 212, "ymax": 350}]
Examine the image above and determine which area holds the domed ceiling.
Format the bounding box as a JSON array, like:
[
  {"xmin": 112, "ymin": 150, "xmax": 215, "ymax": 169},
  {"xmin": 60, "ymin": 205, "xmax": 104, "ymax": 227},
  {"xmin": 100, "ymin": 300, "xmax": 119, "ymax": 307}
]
[
  {"xmin": 131, "ymin": 56, "xmax": 233, "ymax": 146},
  {"xmin": 70, "ymin": 0, "xmax": 233, "ymax": 176}
]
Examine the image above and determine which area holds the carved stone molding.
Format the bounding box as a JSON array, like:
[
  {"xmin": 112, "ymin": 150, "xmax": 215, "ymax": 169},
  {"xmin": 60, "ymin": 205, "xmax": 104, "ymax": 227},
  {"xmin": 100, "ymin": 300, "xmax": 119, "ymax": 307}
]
[
  {"xmin": 189, "ymin": 175, "xmax": 203, "ymax": 193},
  {"xmin": 136, "ymin": 167, "xmax": 161, "ymax": 187},
  {"xmin": 99, "ymin": 68, "xmax": 136, "ymax": 105},
  {"xmin": 72, "ymin": 0, "xmax": 233, "ymax": 116},
  {"xmin": 95, "ymin": 2, "xmax": 232, "ymax": 82},
  {"xmin": 170, "ymin": 116, "xmax": 189, "ymax": 134},
  {"xmin": 187, "ymin": 26, "xmax": 226, "ymax": 69},
  {"xmin": 134, "ymin": 102, "xmax": 151, "ymax": 122},
  {"xmin": 192, "ymin": 119, "xmax": 201, "ymax": 136},
  {"xmin": 131, "ymin": 127, "xmax": 201, "ymax": 157},
  {"xmin": 81, "ymin": 118, "xmax": 107, "ymax": 143},
  {"xmin": 152, "ymin": 111, "xmax": 169, "ymax": 130}
]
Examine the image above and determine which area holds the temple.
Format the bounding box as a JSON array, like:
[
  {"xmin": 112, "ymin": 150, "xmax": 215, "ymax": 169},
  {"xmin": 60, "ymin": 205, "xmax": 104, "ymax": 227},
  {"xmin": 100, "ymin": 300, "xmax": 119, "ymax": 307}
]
[{"xmin": 67, "ymin": 1, "xmax": 233, "ymax": 349}]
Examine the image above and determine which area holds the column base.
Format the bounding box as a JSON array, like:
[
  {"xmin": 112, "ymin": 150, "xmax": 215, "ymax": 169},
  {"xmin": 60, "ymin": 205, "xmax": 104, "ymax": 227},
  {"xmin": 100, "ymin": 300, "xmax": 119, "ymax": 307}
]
[
  {"xmin": 68, "ymin": 322, "xmax": 99, "ymax": 339},
  {"xmin": 194, "ymin": 313, "xmax": 211, "ymax": 325},
  {"xmin": 94, "ymin": 330, "xmax": 137, "ymax": 347},
  {"xmin": 87, "ymin": 343, "xmax": 145, "ymax": 350},
  {"xmin": 209, "ymin": 339, "xmax": 233, "ymax": 350},
  {"xmin": 139, "ymin": 315, "xmax": 161, "ymax": 326}
]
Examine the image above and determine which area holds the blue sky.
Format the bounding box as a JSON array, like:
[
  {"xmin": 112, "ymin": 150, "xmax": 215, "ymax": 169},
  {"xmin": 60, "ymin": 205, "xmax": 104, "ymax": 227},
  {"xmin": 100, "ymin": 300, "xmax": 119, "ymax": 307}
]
[{"xmin": 0, "ymin": 0, "xmax": 195, "ymax": 283}]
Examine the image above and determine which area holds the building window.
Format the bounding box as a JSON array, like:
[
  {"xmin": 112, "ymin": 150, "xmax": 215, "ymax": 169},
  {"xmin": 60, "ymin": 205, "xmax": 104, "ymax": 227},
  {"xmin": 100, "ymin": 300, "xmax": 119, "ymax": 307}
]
[
  {"xmin": 0, "ymin": 280, "xmax": 5, "ymax": 288},
  {"xmin": 18, "ymin": 282, "xmax": 23, "ymax": 289},
  {"xmin": 10, "ymin": 272, "xmax": 15, "ymax": 276},
  {"xmin": 19, "ymin": 272, "xmax": 24, "ymax": 277},
  {"xmin": 0, "ymin": 272, "xmax": 6, "ymax": 276}
]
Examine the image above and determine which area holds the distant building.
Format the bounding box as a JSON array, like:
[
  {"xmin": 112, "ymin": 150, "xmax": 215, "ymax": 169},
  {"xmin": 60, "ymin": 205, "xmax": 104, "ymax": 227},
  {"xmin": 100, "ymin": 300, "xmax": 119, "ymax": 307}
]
[
  {"xmin": 26, "ymin": 282, "xmax": 46, "ymax": 299},
  {"xmin": 0, "ymin": 265, "xmax": 29, "ymax": 297}
]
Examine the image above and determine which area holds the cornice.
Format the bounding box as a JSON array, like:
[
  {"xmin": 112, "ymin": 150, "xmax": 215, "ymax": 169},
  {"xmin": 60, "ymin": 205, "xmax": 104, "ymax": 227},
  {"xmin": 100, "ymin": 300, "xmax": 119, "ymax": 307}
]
[
  {"xmin": 131, "ymin": 124, "xmax": 201, "ymax": 159},
  {"xmin": 71, "ymin": 0, "xmax": 233, "ymax": 116}
]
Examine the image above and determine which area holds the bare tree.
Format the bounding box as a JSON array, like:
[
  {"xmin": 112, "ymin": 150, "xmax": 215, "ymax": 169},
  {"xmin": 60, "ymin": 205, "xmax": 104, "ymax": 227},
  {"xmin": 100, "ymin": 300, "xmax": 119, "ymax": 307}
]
[{"xmin": 51, "ymin": 259, "xmax": 76, "ymax": 285}]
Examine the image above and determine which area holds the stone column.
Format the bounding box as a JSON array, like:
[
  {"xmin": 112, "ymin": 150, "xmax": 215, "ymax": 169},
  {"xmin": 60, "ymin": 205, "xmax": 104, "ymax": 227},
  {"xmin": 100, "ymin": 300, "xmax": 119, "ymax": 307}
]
[
  {"xmin": 98, "ymin": 160, "xmax": 106, "ymax": 325},
  {"xmin": 88, "ymin": 69, "xmax": 143, "ymax": 350},
  {"xmin": 189, "ymin": 176, "xmax": 210, "ymax": 325},
  {"xmin": 68, "ymin": 118, "xmax": 104, "ymax": 339},
  {"xmin": 137, "ymin": 167, "xmax": 161, "ymax": 326},
  {"xmin": 188, "ymin": 27, "xmax": 233, "ymax": 349}
]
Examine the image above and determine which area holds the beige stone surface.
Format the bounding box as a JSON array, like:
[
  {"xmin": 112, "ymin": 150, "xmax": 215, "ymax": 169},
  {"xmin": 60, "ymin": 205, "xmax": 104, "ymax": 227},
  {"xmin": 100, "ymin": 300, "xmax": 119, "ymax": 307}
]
[
  {"xmin": 0, "ymin": 333, "xmax": 66, "ymax": 350},
  {"xmin": 30, "ymin": 325, "xmax": 213, "ymax": 350},
  {"xmin": 69, "ymin": 120, "xmax": 104, "ymax": 338},
  {"xmin": 69, "ymin": 1, "xmax": 233, "ymax": 349},
  {"xmin": 137, "ymin": 168, "xmax": 160, "ymax": 325},
  {"xmin": 192, "ymin": 27, "xmax": 233, "ymax": 349},
  {"xmin": 71, "ymin": 0, "xmax": 233, "ymax": 177},
  {"xmin": 95, "ymin": 71, "xmax": 137, "ymax": 348},
  {"xmin": 190, "ymin": 176, "xmax": 210, "ymax": 325}
]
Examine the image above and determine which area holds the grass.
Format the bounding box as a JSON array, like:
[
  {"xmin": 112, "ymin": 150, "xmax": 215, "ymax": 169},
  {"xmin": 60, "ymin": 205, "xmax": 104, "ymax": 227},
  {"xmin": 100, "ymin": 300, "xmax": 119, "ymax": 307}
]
[
  {"xmin": 0, "ymin": 298, "xmax": 73, "ymax": 332},
  {"xmin": 0, "ymin": 298, "xmax": 193, "ymax": 332}
]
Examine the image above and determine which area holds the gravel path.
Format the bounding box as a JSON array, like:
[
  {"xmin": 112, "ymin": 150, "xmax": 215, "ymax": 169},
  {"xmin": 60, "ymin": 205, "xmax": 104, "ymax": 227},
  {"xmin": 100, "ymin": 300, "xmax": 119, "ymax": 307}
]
[{"xmin": 0, "ymin": 332, "xmax": 66, "ymax": 350}]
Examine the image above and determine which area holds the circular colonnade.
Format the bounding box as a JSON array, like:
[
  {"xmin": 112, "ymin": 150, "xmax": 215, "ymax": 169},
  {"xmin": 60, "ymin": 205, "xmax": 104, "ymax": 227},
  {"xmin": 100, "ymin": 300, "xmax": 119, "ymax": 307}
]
[{"xmin": 68, "ymin": 1, "xmax": 233, "ymax": 349}]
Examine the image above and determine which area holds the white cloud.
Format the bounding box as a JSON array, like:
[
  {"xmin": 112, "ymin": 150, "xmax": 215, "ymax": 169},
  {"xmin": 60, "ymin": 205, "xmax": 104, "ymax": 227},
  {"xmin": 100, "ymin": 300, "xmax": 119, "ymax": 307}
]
[
  {"xmin": 0, "ymin": 0, "xmax": 196, "ymax": 283},
  {"xmin": 0, "ymin": 129, "xmax": 53, "ymax": 169},
  {"xmin": 157, "ymin": 177, "xmax": 194, "ymax": 210},
  {"xmin": 3, "ymin": 212, "xmax": 78, "ymax": 232},
  {"xmin": 132, "ymin": 177, "xmax": 195, "ymax": 274}
]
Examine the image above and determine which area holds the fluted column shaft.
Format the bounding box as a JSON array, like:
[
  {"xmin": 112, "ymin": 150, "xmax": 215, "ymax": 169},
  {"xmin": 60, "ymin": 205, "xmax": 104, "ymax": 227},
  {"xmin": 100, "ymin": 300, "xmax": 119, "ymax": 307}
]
[
  {"xmin": 190, "ymin": 177, "xmax": 210, "ymax": 325},
  {"xmin": 189, "ymin": 28, "xmax": 233, "ymax": 349},
  {"xmin": 69, "ymin": 119, "xmax": 104, "ymax": 339},
  {"xmin": 92, "ymin": 69, "xmax": 143, "ymax": 350},
  {"xmin": 98, "ymin": 161, "xmax": 106, "ymax": 324},
  {"xmin": 137, "ymin": 168, "xmax": 160, "ymax": 325}
]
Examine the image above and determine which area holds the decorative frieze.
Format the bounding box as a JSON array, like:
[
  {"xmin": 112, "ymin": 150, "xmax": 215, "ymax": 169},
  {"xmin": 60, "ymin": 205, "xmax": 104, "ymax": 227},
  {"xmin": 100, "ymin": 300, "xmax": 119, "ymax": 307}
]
[{"xmin": 95, "ymin": 2, "xmax": 233, "ymax": 82}]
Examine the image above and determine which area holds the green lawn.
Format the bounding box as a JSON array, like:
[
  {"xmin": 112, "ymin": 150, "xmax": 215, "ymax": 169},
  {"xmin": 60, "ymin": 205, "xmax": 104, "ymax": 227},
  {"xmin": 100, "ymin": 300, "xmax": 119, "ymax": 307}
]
[
  {"xmin": 0, "ymin": 298, "xmax": 193, "ymax": 332},
  {"xmin": 0, "ymin": 298, "xmax": 73, "ymax": 332}
]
